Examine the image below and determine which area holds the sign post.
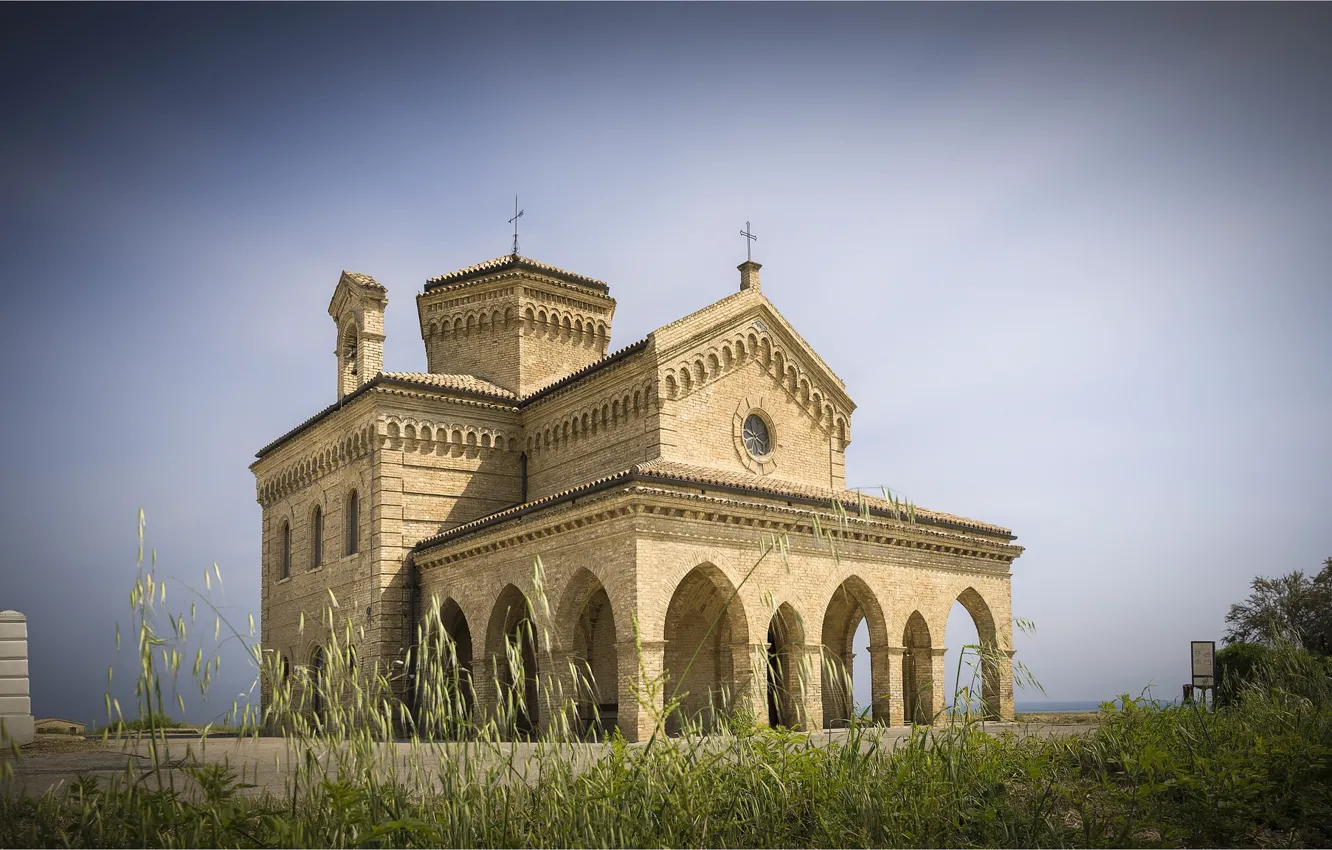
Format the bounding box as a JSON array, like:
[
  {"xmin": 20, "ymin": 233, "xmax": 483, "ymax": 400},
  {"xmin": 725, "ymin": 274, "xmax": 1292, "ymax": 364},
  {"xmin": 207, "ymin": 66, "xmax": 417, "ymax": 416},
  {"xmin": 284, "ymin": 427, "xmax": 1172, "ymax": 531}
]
[{"xmin": 1190, "ymin": 640, "xmax": 1216, "ymax": 708}]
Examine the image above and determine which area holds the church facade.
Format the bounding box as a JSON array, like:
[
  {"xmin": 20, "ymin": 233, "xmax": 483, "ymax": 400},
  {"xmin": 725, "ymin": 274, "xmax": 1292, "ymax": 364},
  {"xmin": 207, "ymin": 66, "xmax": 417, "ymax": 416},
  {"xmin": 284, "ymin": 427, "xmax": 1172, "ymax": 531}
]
[{"xmin": 252, "ymin": 253, "xmax": 1023, "ymax": 741}]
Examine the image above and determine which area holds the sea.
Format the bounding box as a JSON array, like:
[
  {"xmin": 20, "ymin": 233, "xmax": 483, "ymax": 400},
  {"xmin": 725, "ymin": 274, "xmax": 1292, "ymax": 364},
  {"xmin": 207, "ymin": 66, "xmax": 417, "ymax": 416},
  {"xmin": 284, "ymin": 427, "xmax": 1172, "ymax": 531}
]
[{"xmin": 1014, "ymin": 700, "xmax": 1106, "ymax": 714}]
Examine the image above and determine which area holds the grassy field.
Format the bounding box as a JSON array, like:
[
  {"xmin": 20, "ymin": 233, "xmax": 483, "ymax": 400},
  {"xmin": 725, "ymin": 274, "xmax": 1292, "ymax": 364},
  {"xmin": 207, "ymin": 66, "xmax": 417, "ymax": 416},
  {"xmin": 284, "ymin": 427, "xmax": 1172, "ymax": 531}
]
[{"xmin": 3, "ymin": 515, "xmax": 1328, "ymax": 847}]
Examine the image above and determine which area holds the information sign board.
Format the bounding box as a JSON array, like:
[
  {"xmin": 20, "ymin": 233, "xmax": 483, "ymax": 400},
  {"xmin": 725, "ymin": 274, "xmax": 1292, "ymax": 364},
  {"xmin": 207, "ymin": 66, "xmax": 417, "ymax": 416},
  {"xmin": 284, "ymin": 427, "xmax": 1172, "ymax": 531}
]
[{"xmin": 1191, "ymin": 640, "xmax": 1216, "ymax": 688}]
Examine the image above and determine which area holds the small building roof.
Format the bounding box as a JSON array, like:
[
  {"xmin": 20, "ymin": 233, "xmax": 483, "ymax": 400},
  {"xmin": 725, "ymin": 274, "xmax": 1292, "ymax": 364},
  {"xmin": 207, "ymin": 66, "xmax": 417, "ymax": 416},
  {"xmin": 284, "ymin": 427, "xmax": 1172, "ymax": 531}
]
[
  {"xmin": 340, "ymin": 270, "xmax": 386, "ymax": 292},
  {"xmin": 380, "ymin": 372, "xmax": 517, "ymax": 400},
  {"xmin": 413, "ymin": 458, "xmax": 1015, "ymax": 554},
  {"xmin": 424, "ymin": 254, "xmax": 610, "ymax": 294}
]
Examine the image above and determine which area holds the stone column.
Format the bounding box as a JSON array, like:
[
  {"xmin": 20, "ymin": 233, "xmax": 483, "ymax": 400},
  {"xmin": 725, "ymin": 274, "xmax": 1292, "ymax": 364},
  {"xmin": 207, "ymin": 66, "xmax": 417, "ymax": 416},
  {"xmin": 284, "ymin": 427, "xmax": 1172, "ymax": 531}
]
[
  {"xmin": 539, "ymin": 649, "xmax": 576, "ymax": 737},
  {"xmin": 869, "ymin": 644, "xmax": 903, "ymax": 727},
  {"xmin": 730, "ymin": 642, "xmax": 767, "ymax": 724},
  {"xmin": 617, "ymin": 639, "xmax": 665, "ymax": 743},
  {"xmin": 797, "ymin": 646, "xmax": 824, "ymax": 731},
  {"xmin": 987, "ymin": 649, "xmax": 1016, "ymax": 721},
  {"xmin": 930, "ymin": 648, "xmax": 949, "ymax": 725},
  {"xmin": 471, "ymin": 653, "xmax": 501, "ymax": 731}
]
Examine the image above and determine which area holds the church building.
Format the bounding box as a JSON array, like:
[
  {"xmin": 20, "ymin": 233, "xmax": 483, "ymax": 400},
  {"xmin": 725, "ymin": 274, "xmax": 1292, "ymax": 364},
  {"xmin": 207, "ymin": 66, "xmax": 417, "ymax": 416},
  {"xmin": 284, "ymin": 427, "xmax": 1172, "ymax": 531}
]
[{"xmin": 252, "ymin": 249, "xmax": 1024, "ymax": 741}]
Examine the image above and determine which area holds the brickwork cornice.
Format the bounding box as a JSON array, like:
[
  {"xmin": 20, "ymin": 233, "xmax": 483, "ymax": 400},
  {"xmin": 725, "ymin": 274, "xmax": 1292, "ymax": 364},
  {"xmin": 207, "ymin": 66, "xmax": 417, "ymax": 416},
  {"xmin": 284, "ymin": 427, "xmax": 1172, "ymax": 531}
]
[
  {"xmin": 255, "ymin": 419, "xmax": 376, "ymax": 507},
  {"xmin": 414, "ymin": 478, "xmax": 1022, "ymax": 571}
]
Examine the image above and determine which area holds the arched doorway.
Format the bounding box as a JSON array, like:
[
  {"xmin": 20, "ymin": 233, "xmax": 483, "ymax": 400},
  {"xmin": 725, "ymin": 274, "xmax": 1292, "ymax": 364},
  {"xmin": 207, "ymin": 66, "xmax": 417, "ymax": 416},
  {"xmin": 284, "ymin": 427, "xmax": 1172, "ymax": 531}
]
[
  {"xmin": 309, "ymin": 645, "xmax": 326, "ymax": 722},
  {"xmin": 487, "ymin": 585, "xmax": 540, "ymax": 738},
  {"xmin": 820, "ymin": 577, "xmax": 889, "ymax": 728},
  {"xmin": 570, "ymin": 586, "xmax": 618, "ymax": 738},
  {"xmin": 765, "ymin": 603, "xmax": 805, "ymax": 728},
  {"xmin": 663, "ymin": 565, "xmax": 750, "ymax": 736},
  {"xmin": 950, "ymin": 587, "xmax": 1001, "ymax": 719},
  {"xmin": 902, "ymin": 611, "xmax": 933, "ymax": 724},
  {"xmin": 415, "ymin": 597, "xmax": 474, "ymax": 734}
]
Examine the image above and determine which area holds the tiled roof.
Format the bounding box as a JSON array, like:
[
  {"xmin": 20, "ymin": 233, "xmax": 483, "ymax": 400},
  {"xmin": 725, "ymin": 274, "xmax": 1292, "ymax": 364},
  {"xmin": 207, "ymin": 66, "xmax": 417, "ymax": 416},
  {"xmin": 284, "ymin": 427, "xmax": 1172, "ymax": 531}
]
[
  {"xmin": 520, "ymin": 337, "xmax": 651, "ymax": 404},
  {"xmin": 341, "ymin": 270, "xmax": 386, "ymax": 292},
  {"xmin": 413, "ymin": 459, "xmax": 1015, "ymax": 552},
  {"xmin": 253, "ymin": 372, "xmax": 520, "ymax": 460},
  {"xmin": 381, "ymin": 372, "xmax": 517, "ymax": 400},
  {"xmin": 633, "ymin": 460, "xmax": 1013, "ymax": 537},
  {"xmin": 424, "ymin": 255, "xmax": 610, "ymax": 293}
]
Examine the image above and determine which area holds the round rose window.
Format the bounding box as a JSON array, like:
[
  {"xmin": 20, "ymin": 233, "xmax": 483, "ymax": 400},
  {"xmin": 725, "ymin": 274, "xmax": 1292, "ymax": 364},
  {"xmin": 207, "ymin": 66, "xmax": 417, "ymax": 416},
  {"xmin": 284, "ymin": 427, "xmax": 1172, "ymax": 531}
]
[{"xmin": 742, "ymin": 414, "xmax": 771, "ymax": 458}]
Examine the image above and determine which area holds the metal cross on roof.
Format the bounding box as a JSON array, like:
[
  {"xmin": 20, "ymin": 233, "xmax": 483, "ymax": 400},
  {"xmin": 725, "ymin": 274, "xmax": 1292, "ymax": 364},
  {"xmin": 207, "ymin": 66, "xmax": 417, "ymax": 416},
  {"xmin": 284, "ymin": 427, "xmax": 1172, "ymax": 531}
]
[
  {"xmin": 740, "ymin": 220, "xmax": 757, "ymax": 262},
  {"xmin": 509, "ymin": 196, "xmax": 524, "ymax": 256}
]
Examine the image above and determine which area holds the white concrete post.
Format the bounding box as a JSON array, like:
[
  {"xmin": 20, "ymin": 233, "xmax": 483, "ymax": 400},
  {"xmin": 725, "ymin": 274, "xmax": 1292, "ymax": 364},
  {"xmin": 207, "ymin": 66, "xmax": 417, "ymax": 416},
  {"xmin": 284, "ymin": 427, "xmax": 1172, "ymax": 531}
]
[{"xmin": 0, "ymin": 611, "xmax": 35, "ymax": 746}]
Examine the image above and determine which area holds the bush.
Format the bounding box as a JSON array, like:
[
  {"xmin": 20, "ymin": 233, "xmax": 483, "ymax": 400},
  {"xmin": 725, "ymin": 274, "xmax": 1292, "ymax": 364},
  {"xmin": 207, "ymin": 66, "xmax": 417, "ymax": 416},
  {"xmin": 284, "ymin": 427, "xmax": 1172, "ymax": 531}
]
[
  {"xmin": 1217, "ymin": 641, "xmax": 1332, "ymax": 709},
  {"xmin": 1215, "ymin": 642, "xmax": 1272, "ymax": 708}
]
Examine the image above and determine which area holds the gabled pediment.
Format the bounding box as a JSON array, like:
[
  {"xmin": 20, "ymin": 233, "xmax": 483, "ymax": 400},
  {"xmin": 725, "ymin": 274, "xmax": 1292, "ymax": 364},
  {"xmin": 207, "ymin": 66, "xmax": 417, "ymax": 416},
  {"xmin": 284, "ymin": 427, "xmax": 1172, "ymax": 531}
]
[
  {"xmin": 654, "ymin": 289, "xmax": 854, "ymax": 442},
  {"xmin": 327, "ymin": 270, "xmax": 387, "ymax": 323}
]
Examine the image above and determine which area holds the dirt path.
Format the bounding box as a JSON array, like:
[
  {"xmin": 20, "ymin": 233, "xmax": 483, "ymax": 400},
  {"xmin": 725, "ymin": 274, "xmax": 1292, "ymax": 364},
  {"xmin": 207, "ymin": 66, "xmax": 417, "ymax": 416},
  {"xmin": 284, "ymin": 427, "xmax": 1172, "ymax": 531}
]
[{"xmin": 4, "ymin": 721, "xmax": 1100, "ymax": 800}]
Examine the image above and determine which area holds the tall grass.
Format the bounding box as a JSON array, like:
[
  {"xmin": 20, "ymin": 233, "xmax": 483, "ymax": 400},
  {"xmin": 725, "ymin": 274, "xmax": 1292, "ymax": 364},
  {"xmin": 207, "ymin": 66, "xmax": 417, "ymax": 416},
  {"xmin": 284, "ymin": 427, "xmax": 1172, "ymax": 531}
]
[{"xmin": 3, "ymin": 507, "xmax": 1331, "ymax": 847}]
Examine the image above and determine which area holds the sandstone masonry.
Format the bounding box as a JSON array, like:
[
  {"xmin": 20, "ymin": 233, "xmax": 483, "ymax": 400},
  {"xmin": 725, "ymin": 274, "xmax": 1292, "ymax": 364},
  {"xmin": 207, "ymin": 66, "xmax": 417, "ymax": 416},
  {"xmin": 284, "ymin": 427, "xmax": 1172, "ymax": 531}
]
[{"xmin": 252, "ymin": 254, "xmax": 1024, "ymax": 740}]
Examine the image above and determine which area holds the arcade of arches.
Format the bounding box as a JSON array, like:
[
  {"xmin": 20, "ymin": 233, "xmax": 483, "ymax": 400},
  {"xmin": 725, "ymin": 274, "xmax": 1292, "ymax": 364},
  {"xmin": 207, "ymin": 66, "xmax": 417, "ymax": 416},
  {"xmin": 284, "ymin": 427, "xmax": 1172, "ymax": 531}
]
[{"xmin": 412, "ymin": 502, "xmax": 1021, "ymax": 742}]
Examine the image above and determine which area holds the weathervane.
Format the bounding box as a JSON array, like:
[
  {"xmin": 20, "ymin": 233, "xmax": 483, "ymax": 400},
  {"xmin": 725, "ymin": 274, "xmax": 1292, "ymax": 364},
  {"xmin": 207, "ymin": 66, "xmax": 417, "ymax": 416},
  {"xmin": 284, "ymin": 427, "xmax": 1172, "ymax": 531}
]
[
  {"xmin": 740, "ymin": 220, "xmax": 757, "ymax": 262},
  {"xmin": 509, "ymin": 196, "xmax": 524, "ymax": 256}
]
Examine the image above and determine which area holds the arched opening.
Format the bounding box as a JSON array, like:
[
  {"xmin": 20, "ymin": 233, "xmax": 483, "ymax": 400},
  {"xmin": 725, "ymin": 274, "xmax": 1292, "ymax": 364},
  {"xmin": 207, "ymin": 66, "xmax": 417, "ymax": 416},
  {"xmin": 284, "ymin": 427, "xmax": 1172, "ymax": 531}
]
[
  {"xmin": 820, "ymin": 577, "xmax": 888, "ymax": 728},
  {"xmin": 570, "ymin": 586, "xmax": 618, "ymax": 738},
  {"xmin": 340, "ymin": 324, "xmax": 359, "ymax": 393},
  {"xmin": 344, "ymin": 490, "xmax": 359, "ymax": 556},
  {"xmin": 949, "ymin": 587, "xmax": 1001, "ymax": 719},
  {"xmin": 487, "ymin": 585, "xmax": 540, "ymax": 739},
  {"xmin": 902, "ymin": 612, "xmax": 933, "ymax": 724},
  {"xmin": 663, "ymin": 565, "xmax": 749, "ymax": 736},
  {"xmin": 765, "ymin": 603, "xmax": 804, "ymax": 729},
  {"xmin": 280, "ymin": 521, "xmax": 291, "ymax": 579},
  {"xmin": 309, "ymin": 645, "xmax": 326, "ymax": 722},
  {"xmin": 415, "ymin": 597, "xmax": 473, "ymax": 735},
  {"xmin": 310, "ymin": 506, "xmax": 323, "ymax": 569}
]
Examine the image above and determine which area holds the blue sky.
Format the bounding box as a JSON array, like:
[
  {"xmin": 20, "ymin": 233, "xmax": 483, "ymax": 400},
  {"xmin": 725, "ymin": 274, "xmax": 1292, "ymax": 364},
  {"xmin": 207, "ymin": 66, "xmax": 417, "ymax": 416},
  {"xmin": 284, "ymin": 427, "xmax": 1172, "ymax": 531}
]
[{"xmin": 1, "ymin": 3, "xmax": 1329, "ymax": 726}]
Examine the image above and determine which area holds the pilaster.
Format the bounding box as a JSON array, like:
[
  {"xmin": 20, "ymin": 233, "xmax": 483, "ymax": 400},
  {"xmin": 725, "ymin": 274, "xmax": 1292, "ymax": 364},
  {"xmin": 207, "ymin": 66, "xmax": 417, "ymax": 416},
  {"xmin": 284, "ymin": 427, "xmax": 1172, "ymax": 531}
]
[
  {"xmin": 870, "ymin": 644, "xmax": 904, "ymax": 727},
  {"xmin": 618, "ymin": 639, "xmax": 665, "ymax": 743},
  {"xmin": 731, "ymin": 642, "xmax": 767, "ymax": 724},
  {"xmin": 930, "ymin": 648, "xmax": 949, "ymax": 725},
  {"xmin": 797, "ymin": 646, "xmax": 824, "ymax": 731}
]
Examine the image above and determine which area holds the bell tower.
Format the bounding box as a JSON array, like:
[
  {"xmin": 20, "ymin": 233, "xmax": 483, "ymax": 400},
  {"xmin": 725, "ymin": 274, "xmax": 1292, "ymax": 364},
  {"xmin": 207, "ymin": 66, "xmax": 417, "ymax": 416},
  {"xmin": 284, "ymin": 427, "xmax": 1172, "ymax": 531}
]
[
  {"xmin": 328, "ymin": 270, "xmax": 387, "ymax": 399},
  {"xmin": 416, "ymin": 255, "xmax": 615, "ymax": 396}
]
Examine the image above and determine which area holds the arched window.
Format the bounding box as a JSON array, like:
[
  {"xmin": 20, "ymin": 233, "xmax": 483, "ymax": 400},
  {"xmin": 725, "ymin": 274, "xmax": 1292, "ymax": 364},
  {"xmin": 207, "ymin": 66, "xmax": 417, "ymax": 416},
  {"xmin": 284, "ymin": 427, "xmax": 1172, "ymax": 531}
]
[
  {"xmin": 280, "ymin": 521, "xmax": 291, "ymax": 579},
  {"xmin": 311, "ymin": 505, "xmax": 323, "ymax": 569},
  {"xmin": 344, "ymin": 490, "xmax": 359, "ymax": 556}
]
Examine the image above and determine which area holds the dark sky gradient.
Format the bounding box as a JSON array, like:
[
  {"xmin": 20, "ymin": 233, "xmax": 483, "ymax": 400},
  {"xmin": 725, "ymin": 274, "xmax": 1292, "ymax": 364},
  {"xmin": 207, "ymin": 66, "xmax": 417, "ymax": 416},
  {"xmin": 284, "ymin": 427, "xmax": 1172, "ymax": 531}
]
[{"xmin": 2, "ymin": 3, "xmax": 1329, "ymax": 725}]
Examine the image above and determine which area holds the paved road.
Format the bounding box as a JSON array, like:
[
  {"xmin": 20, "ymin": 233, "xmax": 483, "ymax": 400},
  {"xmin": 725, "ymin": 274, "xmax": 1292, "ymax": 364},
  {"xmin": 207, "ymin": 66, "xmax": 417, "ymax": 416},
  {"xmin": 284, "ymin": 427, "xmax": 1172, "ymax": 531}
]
[{"xmin": 4, "ymin": 722, "xmax": 1098, "ymax": 801}]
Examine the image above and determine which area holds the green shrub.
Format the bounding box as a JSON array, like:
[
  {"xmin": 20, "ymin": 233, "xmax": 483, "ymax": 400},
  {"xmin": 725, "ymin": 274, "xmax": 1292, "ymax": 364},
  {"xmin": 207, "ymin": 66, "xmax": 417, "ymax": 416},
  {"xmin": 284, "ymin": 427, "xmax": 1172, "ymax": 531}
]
[
  {"xmin": 1217, "ymin": 641, "xmax": 1332, "ymax": 709},
  {"xmin": 1216, "ymin": 642, "xmax": 1272, "ymax": 707}
]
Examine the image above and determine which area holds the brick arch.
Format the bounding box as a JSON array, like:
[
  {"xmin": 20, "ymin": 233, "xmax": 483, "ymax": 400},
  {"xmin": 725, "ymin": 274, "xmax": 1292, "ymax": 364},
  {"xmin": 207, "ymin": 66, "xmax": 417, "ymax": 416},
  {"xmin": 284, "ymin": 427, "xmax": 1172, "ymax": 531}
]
[
  {"xmin": 902, "ymin": 610, "xmax": 934, "ymax": 724},
  {"xmin": 949, "ymin": 585, "xmax": 1005, "ymax": 719},
  {"xmin": 764, "ymin": 600, "xmax": 806, "ymax": 729},
  {"xmin": 484, "ymin": 584, "xmax": 541, "ymax": 737},
  {"xmin": 660, "ymin": 562, "xmax": 753, "ymax": 735},
  {"xmin": 416, "ymin": 595, "xmax": 474, "ymax": 725},
  {"xmin": 819, "ymin": 575, "xmax": 889, "ymax": 727},
  {"xmin": 554, "ymin": 567, "xmax": 623, "ymax": 735}
]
